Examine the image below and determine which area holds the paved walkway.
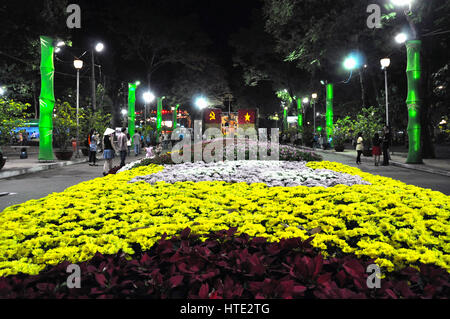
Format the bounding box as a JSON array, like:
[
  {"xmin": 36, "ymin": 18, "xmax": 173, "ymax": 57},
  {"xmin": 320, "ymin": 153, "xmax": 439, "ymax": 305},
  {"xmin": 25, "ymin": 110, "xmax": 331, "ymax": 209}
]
[{"xmin": 298, "ymin": 145, "xmax": 450, "ymax": 177}]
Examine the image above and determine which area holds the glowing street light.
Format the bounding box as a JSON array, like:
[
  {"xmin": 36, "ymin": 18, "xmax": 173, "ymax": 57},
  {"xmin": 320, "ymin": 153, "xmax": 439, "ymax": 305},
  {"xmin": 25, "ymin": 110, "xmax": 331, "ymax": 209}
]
[
  {"xmin": 391, "ymin": 0, "xmax": 412, "ymax": 7},
  {"xmin": 195, "ymin": 97, "xmax": 208, "ymax": 109},
  {"xmin": 343, "ymin": 56, "xmax": 358, "ymax": 70},
  {"xmin": 95, "ymin": 42, "xmax": 104, "ymax": 52},
  {"xmin": 143, "ymin": 91, "xmax": 155, "ymax": 103},
  {"xmin": 302, "ymin": 97, "xmax": 309, "ymax": 104},
  {"xmin": 0, "ymin": 87, "xmax": 5, "ymax": 96},
  {"xmin": 395, "ymin": 33, "xmax": 408, "ymax": 44}
]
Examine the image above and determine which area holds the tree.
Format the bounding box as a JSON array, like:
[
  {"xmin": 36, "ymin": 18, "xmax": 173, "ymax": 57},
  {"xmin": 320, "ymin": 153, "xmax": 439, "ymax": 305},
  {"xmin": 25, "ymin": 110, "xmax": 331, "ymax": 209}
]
[
  {"xmin": 0, "ymin": 99, "xmax": 30, "ymax": 147},
  {"xmin": 262, "ymin": 0, "xmax": 450, "ymax": 158},
  {"xmin": 0, "ymin": 0, "xmax": 70, "ymax": 117},
  {"xmin": 352, "ymin": 106, "xmax": 384, "ymax": 150},
  {"xmin": 52, "ymin": 101, "xmax": 76, "ymax": 151}
]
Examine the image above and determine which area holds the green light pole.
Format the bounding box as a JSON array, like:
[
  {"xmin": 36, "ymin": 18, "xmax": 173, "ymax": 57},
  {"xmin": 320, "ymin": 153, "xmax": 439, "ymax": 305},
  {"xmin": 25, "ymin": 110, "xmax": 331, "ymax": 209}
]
[
  {"xmin": 156, "ymin": 96, "xmax": 165, "ymax": 143},
  {"xmin": 405, "ymin": 40, "xmax": 422, "ymax": 163},
  {"xmin": 172, "ymin": 104, "xmax": 180, "ymax": 130},
  {"xmin": 128, "ymin": 82, "xmax": 139, "ymax": 137},
  {"xmin": 297, "ymin": 98, "xmax": 303, "ymax": 131},
  {"xmin": 282, "ymin": 104, "xmax": 288, "ymax": 132},
  {"xmin": 38, "ymin": 36, "xmax": 56, "ymax": 161},
  {"xmin": 326, "ymin": 83, "xmax": 334, "ymax": 146}
]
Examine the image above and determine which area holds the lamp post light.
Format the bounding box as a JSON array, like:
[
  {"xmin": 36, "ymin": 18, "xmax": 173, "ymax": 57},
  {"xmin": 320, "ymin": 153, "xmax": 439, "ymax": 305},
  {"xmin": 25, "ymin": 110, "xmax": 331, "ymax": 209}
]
[
  {"xmin": 91, "ymin": 42, "xmax": 104, "ymax": 111},
  {"xmin": 312, "ymin": 93, "xmax": 318, "ymax": 133},
  {"xmin": 143, "ymin": 91, "xmax": 155, "ymax": 125},
  {"xmin": 73, "ymin": 59, "xmax": 83, "ymax": 158},
  {"xmin": 395, "ymin": 32, "xmax": 408, "ymax": 44},
  {"xmin": 380, "ymin": 58, "xmax": 391, "ymax": 127},
  {"xmin": 0, "ymin": 87, "xmax": 5, "ymax": 96}
]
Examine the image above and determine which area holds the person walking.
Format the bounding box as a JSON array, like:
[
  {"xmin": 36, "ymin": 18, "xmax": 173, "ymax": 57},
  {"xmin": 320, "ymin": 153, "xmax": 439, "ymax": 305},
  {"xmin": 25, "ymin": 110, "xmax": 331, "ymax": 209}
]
[
  {"xmin": 117, "ymin": 127, "xmax": 128, "ymax": 167},
  {"xmin": 88, "ymin": 129, "xmax": 99, "ymax": 166},
  {"xmin": 102, "ymin": 128, "xmax": 116, "ymax": 176},
  {"xmin": 382, "ymin": 126, "xmax": 391, "ymax": 166},
  {"xmin": 133, "ymin": 130, "xmax": 141, "ymax": 156},
  {"xmin": 372, "ymin": 132, "xmax": 382, "ymax": 166},
  {"xmin": 126, "ymin": 132, "xmax": 131, "ymax": 156},
  {"xmin": 356, "ymin": 132, "xmax": 364, "ymax": 165}
]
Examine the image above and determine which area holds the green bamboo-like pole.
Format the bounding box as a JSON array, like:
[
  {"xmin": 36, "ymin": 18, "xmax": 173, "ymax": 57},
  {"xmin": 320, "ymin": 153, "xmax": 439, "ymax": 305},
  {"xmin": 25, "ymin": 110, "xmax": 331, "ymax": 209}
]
[
  {"xmin": 297, "ymin": 99, "xmax": 303, "ymax": 131},
  {"xmin": 326, "ymin": 83, "xmax": 334, "ymax": 146},
  {"xmin": 156, "ymin": 97, "xmax": 163, "ymax": 143},
  {"xmin": 405, "ymin": 40, "xmax": 422, "ymax": 164},
  {"xmin": 173, "ymin": 104, "xmax": 179, "ymax": 130},
  {"xmin": 38, "ymin": 36, "xmax": 56, "ymax": 161},
  {"xmin": 128, "ymin": 83, "xmax": 137, "ymax": 137},
  {"xmin": 283, "ymin": 107, "xmax": 288, "ymax": 132}
]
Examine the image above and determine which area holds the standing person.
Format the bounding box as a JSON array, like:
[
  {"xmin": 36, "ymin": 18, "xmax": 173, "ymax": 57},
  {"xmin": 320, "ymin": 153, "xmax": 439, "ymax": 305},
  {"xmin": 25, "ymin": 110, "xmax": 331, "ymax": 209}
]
[
  {"xmin": 102, "ymin": 128, "xmax": 116, "ymax": 176},
  {"xmin": 356, "ymin": 132, "xmax": 364, "ymax": 165},
  {"xmin": 89, "ymin": 130, "xmax": 99, "ymax": 166},
  {"xmin": 382, "ymin": 126, "xmax": 391, "ymax": 166},
  {"xmin": 133, "ymin": 130, "xmax": 141, "ymax": 156},
  {"xmin": 372, "ymin": 132, "xmax": 382, "ymax": 166},
  {"xmin": 126, "ymin": 132, "xmax": 131, "ymax": 156},
  {"xmin": 117, "ymin": 127, "xmax": 128, "ymax": 167}
]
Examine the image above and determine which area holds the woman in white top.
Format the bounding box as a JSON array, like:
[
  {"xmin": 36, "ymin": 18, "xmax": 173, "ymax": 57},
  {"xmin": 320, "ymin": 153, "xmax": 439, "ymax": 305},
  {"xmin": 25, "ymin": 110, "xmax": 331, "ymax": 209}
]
[{"xmin": 356, "ymin": 132, "xmax": 364, "ymax": 165}]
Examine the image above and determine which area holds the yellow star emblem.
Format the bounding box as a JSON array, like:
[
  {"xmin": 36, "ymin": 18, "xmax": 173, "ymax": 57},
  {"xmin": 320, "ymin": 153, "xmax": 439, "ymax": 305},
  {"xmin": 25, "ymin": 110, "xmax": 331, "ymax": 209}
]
[
  {"xmin": 245, "ymin": 112, "xmax": 251, "ymax": 122},
  {"xmin": 209, "ymin": 111, "xmax": 216, "ymax": 121}
]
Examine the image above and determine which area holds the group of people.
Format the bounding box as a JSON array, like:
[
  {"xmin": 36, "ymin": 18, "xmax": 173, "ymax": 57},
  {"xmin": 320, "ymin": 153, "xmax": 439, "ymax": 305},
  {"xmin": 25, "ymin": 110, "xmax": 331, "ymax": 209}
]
[
  {"xmin": 85, "ymin": 128, "xmax": 163, "ymax": 176},
  {"xmin": 355, "ymin": 126, "xmax": 391, "ymax": 166}
]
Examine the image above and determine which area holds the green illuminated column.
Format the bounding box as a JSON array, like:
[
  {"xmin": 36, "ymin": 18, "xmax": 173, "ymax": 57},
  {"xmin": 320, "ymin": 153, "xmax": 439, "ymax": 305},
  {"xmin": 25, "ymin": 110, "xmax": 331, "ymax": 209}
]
[
  {"xmin": 405, "ymin": 40, "xmax": 422, "ymax": 164},
  {"xmin": 297, "ymin": 99, "xmax": 303, "ymax": 131},
  {"xmin": 156, "ymin": 97, "xmax": 163, "ymax": 143},
  {"xmin": 173, "ymin": 104, "xmax": 180, "ymax": 130},
  {"xmin": 326, "ymin": 83, "xmax": 334, "ymax": 145},
  {"xmin": 283, "ymin": 107, "xmax": 288, "ymax": 131},
  {"xmin": 38, "ymin": 36, "xmax": 56, "ymax": 161},
  {"xmin": 128, "ymin": 83, "xmax": 137, "ymax": 137}
]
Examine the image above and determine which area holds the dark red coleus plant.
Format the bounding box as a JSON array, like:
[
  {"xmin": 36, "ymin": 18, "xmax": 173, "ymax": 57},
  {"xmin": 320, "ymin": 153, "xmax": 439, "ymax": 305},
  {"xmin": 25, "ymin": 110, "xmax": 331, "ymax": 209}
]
[{"xmin": 0, "ymin": 228, "xmax": 448, "ymax": 299}]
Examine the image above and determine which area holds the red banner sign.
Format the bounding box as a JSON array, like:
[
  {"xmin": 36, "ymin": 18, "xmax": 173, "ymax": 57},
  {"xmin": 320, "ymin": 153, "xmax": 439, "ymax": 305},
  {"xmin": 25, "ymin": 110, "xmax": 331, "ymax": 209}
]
[
  {"xmin": 204, "ymin": 109, "xmax": 222, "ymax": 124},
  {"xmin": 238, "ymin": 109, "xmax": 257, "ymax": 124}
]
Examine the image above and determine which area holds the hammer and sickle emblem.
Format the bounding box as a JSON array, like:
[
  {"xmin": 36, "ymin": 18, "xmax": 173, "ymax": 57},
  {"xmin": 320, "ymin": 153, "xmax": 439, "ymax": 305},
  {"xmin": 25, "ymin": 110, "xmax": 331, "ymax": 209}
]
[{"xmin": 209, "ymin": 111, "xmax": 216, "ymax": 121}]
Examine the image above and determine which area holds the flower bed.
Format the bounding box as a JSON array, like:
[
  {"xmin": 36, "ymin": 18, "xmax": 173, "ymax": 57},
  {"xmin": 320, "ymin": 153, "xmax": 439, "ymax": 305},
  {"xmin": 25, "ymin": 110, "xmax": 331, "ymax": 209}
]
[
  {"xmin": 131, "ymin": 161, "xmax": 370, "ymax": 188},
  {"xmin": 0, "ymin": 160, "xmax": 449, "ymax": 281},
  {"xmin": 0, "ymin": 229, "xmax": 448, "ymax": 299}
]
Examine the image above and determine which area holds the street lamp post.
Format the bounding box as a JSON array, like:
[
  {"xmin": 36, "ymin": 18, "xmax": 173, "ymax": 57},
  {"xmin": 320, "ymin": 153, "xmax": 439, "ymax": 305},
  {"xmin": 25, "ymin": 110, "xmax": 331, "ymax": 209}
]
[
  {"xmin": 91, "ymin": 42, "xmax": 104, "ymax": 111},
  {"xmin": 143, "ymin": 91, "xmax": 155, "ymax": 125},
  {"xmin": 121, "ymin": 109, "xmax": 128, "ymax": 127},
  {"xmin": 380, "ymin": 58, "xmax": 391, "ymax": 126},
  {"xmin": 74, "ymin": 59, "xmax": 83, "ymax": 158},
  {"xmin": 311, "ymin": 93, "xmax": 318, "ymax": 133}
]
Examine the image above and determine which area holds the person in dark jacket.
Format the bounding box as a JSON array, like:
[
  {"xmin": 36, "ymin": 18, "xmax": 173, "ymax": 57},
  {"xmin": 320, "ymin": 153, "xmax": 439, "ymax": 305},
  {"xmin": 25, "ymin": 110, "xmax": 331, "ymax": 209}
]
[
  {"xmin": 102, "ymin": 128, "xmax": 116, "ymax": 175},
  {"xmin": 372, "ymin": 133, "xmax": 382, "ymax": 166}
]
